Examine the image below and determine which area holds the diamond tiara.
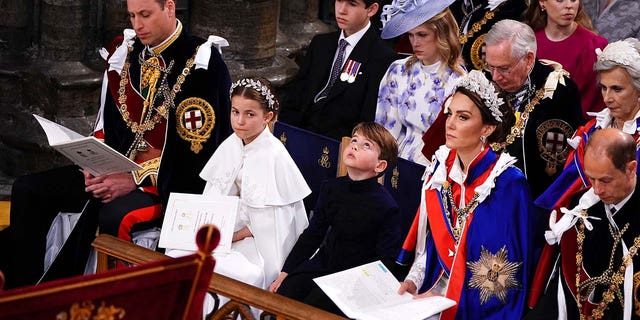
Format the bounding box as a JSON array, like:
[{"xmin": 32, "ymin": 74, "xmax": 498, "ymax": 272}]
[
  {"xmin": 457, "ymin": 70, "xmax": 504, "ymax": 122},
  {"xmin": 230, "ymin": 78, "xmax": 277, "ymax": 112}
]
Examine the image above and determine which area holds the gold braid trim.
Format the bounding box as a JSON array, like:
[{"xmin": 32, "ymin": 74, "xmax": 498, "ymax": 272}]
[
  {"xmin": 575, "ymin": 217, "xmax": 640, "ymax": 320},
  {"xmin": 491, "ymin": 88, "xmax": 546, "ymax": 152},
  {"xmin": 152, "ymin": 22, "xmax": 182, "ymax": 55},
  {"xmin": 132, "ymin": 157, "xmax": 160, "ymax": 186},
  {"xmin": 459, "ymin": 7, "xmax": 499, "ymax": 45}
]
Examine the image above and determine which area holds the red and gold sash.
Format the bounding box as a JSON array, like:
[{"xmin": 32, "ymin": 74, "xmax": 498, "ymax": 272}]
[{"xmin": 426, "ymin": 148, "xmax": 498, "ymax": 319}]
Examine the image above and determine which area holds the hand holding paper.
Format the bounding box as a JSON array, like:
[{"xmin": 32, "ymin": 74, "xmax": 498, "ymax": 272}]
[
  {"xmin": 33, "ymin": 114, "xmax": 142, "ymax": 176},
  {"xmin": 314, "ymin": 261, "xmax": 456, "ymax": 320}
]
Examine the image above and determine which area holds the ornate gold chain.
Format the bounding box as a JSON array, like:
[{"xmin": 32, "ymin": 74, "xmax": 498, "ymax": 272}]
[
  {"xmin": 575, "ymin": 216, "xmax": 640, "ymax": 319},
  {"xmin": 459, "ymin": 8, "xmax": 499, "ymax": 45},
  {"xmin": 580, "ymin": 224, "xmax": 630, "ymax": 299},
  {"xmin": 491, "ymin": 88, "xmax": 545, "ymax": 152},
  {"xmin": 116, "ymin": 44, "xmax": 200, "ymax": 159},
  {"xmin": 441, "ymin": 181, "xmax": 480, "ymax": 242}
]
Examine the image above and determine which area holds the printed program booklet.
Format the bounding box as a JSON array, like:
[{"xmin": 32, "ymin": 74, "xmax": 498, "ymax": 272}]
[
  {"xmin": 33, "ymin": 114, "xmax": 142, "ymax": 176},
  {"xmin": 314, "ymin": 261, "xmax": 456, "ymax": 320},
  {"xmin": 158, "ymin": 192, "xmax": 239, "ymax": 254}
]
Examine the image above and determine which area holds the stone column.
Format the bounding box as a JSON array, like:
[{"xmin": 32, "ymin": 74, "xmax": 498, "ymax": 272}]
[
  {"xmin": 103, "ymin": 0, "xmax": 129, "ymax": 47},
  {"xmin": 279, "ymin": 0, "xmax": 333, "ymax": 55},
  {"xmin": 191, "ymin": 0, "xmax": 277, "ymax": 68},
  {"xmin": 40, "ymin": 0, "xmax": 91, "ymax": 61},
  {"xmin": 190, "ymin": 0, "xmax": 297, "ymax": 86},
  {"xmin": 0, "ymin": 0, "xmax": 34, "ymax": 55},
  {"xmin": 0, "ymin": 0, "xmax": 102, "ymax": 183}
]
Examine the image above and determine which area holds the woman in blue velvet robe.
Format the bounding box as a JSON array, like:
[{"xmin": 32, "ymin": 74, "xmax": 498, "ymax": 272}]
[{"xmin": 397, "ymin": 70, "xmax": 536, "ymax": 319}]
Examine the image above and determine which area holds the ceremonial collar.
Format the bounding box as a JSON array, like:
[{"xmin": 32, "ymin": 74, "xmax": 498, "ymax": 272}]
[
  {"xmin": 148, "ymin": 20, "xmax": 183, "ymax": 55},
  {"xmin": 427, "ymin": 145, "xmax": 517, "ymax": 204}
]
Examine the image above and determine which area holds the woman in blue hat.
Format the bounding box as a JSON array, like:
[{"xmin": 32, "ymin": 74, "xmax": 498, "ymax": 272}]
[{"xmin": 375, "ymin": 0, "xmax": 466, "ymax": 166}]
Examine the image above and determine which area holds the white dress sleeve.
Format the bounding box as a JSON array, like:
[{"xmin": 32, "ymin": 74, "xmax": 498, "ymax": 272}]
[{"xmin": 405, "ymin": 251, "xmax": 427, "ymax": 289}]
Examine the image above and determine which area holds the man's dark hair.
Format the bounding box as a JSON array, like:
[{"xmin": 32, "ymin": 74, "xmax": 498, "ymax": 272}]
[{"xmin": 362, "ymin": 0, "xmax": 386, "ymax": 8}]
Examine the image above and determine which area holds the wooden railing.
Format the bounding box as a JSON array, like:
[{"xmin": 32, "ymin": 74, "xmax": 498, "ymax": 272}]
[
  {"xmin": 92, "ymin": 235, "xmax": 346, "ymax": 320},
  {"xmin": 0, "ymin": 201, "xmax": 9, "ymax": 231}
]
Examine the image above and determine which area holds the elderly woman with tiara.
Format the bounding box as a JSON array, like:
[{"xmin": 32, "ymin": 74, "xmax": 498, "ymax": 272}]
[
  {"xmin": 375, "ymin": 0, "xmax": 465, "ymax": 165},
  {"xmin": 536, "ymin": 38, "xmax": 640, "ymax": 213},
  {"xmin": 396, "ymin": 70, "xmax": 535, "ymax": 319},
  {"xmin": 169, "ymin": 77, "xmax": 310, "ymax": 294}
]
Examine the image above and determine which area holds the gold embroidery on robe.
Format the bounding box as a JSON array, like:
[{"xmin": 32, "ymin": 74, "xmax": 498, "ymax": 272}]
[
  {"xmin": 132, "ymin": 157, "xmax": 160, "ymax": 185},
  {"xmin": 176, "ymin": 97, "xmax": 215, "ymax": 153},
  {"xmin": 467, "ymin": 246, "xmax": 522, "ymax": 304}
]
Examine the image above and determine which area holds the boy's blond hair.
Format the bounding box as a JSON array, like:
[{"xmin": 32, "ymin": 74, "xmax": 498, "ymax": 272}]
[{"xmin": 351, "ymin": 122, "xmax": 398, "ymax": 166}]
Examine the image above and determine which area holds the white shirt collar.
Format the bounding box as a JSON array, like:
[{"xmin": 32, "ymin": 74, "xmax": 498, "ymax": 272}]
[
  {"xmin": 449, "ymin": 156, "xmax": 467, "ymax": 186},
  {"xmin": 609, "ymin": 187, "xmax": 635, "ymax": 216},
  {"xmin": 448, "ymin": 150, "xmax": 485, "ymax": 186},
  {"xmin": 339, "ymin": 21, "xmax": 370, "ymax": 49}
]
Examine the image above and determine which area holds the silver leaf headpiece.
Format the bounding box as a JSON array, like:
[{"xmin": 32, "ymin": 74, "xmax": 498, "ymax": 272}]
[
  {"xmin": 456, "ymin": 70, "xmax": 504, "ymax": 122},
  {"xmin": 230, "ymin": 78, "xmax": 277, "ymax": 112}
]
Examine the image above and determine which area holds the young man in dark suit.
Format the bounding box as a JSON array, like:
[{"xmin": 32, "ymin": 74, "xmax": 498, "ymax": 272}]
[{"xmin": 279, "ymin": 0, "xmax": 398, "ymax": 140}]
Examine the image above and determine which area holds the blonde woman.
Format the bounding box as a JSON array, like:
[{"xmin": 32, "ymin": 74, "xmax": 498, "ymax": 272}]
[{"xmin": 376, "ymin": 0, "xmax": 465, "ymax": 165}]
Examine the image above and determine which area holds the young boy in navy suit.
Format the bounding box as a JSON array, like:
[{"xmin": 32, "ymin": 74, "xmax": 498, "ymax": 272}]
[{"xmin": 279, "ymin": 0, "xmax": 398, "ymax": 140}]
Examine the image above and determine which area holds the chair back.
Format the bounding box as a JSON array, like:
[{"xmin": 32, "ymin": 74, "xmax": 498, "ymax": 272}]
[
  {"xmin": 383, "ymin": 158, "xmax": 426, "ymax": 236},
  {"xmin": 272, "ymin": 121, "xmax": 341, "ymax": 212},
  {"xmin": 0, "ymin": 225, "xmax": 220, "ymax": 320}
]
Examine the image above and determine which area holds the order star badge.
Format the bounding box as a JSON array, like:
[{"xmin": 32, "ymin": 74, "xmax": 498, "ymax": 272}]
[{"xmin": 467, "ymin": 246, "xmax": 522, "ymax": 304}]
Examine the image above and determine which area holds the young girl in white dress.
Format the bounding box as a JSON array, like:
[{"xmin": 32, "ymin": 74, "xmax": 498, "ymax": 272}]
[{"xmin": 168, "ymin": 77, "xmax": 310, "ymax": 297}]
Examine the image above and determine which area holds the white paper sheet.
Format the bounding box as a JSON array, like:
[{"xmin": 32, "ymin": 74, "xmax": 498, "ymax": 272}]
[
  {"xmin": 314, "ymin": 261, "xmax": 456, "ymax": 320},
  {"xmin": 158, "ymin": 192, "xmax": 239, "ymax": 253}
]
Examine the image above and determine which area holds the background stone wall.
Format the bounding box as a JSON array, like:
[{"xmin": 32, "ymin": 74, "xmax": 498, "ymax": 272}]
[{"xmin": 0, "ymin": 0, "xmax": 335, "ymax": 198}]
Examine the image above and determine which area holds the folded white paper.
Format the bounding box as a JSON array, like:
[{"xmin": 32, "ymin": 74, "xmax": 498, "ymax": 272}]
[{"xmin": 314, "ymin": 261, "xmax": 456, "ymax": 320}]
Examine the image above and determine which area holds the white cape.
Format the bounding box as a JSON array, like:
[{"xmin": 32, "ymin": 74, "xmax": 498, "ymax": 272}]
[{"xmin": 198, "ymin": 127, "xmax": 310, "ymax": 289}]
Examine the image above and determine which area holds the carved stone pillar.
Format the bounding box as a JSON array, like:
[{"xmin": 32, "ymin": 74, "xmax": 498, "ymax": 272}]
[
  {"xmin": 191, "ymin": 0, "xmax": 277, "ymax": 67},
  {"xmin": 279, "ymin": 0, "xmax": 333, "ymax": 55},
  {"xmin": 40, "ymin": 0, "xmax": 92, "ymax": 61},
  {"xmin": 190, "ymin": 0, "xmax": 297, "ymax": 85},
  {"xmin": 0, "ymin": 0, "xmax": 101, "ymax": 186},
  {"xmin": 103, "ymin": 0, "xmax": 129, "ymax": 46},
  {"xmin": 0, "ymin": 1, "xmax": 33, "ymax": 54}
]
